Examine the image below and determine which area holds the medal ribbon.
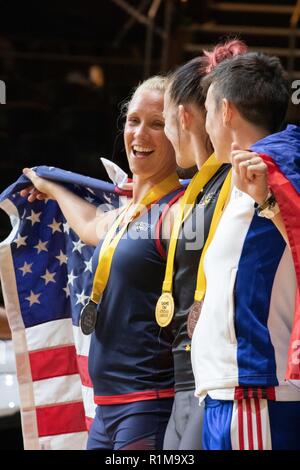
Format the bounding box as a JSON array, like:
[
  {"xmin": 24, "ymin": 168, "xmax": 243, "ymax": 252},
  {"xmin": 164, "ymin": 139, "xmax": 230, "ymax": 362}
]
[
  {"xmin": 194, "ymin": 169, "xmax": 232, "ymax": 302},
  {"xmin": 161, "ymin": 154, "xmax": 222, "ymax": 294},
  {"xmin": 90, "ymin": 172, "xmax": 181, "ymax": 304}
]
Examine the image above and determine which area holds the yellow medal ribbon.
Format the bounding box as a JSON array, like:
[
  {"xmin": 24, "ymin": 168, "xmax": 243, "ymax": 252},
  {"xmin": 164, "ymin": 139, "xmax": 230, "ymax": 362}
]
[
  {"xmin": 155, "ymin": 154, "xmax": 223, "ymax": 327},
  {"xmin": 193, "ymin": 169, "xmax": 232, "ymax": 302},
  {"xmin": 186, "ymin": 168, "xmax": 233, "ymax": 338},
  {"xmin": 90, "ymin": 172, "xmax": 181, "ymax": 305}
]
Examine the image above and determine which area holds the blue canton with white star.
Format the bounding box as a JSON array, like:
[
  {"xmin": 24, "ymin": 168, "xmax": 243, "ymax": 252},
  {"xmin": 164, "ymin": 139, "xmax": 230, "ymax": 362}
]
[{"xmin": 1, "ymin": 166, "xmax": 120, "ymax": 328}]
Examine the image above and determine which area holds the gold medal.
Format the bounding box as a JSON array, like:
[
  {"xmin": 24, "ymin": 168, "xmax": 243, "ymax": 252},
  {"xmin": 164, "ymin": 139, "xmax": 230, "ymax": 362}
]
[
  {"xmin": 157, "ymin": 162, "xmax": 232, "ymax": 333},
  {"xmin": 187, "ymin": 300, "xmax": 203, "ymax": 339},
  {"xmin": 155, "ymin": 292, "xmax": 174, "ymax": 327},
  {"xmin": 157, "ymin": 155, "xmax": 223, "ymax": 328}
]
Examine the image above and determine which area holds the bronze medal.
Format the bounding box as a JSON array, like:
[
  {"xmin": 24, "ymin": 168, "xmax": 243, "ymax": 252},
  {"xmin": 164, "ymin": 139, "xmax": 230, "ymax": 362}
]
[
  {"xmin": 80, "ymin": 300, "xmax": 98, "ymax": 335},
  {"xmin": 187, "ymin": 300, "xmax": 203, "ymax": 339},
  {"xmin": 155, "ymin": 292, "xmax": 174, "ymax": 327}
]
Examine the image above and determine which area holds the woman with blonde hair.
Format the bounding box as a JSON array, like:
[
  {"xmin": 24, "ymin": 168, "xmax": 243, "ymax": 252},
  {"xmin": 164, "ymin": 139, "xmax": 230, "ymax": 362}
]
[{"xmin": 21, "ymin": 75, "xmax": 183, "ymax": 450}]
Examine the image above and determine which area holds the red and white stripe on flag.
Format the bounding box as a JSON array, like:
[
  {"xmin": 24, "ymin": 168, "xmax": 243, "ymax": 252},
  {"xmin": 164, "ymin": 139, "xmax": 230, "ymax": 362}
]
[{"xmin": 0, "ymin": 243, "xmax": 95, "ymax": 450}]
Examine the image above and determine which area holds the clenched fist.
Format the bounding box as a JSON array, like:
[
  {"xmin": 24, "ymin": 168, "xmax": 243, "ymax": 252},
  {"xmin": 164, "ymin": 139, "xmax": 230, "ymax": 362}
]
[{"xmin": 231, "ymin": 143, "xmax": 269, "ymax": 205}]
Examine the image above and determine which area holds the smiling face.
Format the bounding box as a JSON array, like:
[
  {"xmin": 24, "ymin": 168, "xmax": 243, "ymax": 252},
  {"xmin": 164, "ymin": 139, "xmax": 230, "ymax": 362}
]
[{"xmin": 124, "ymin": 89, "xmax": 176, "ymax": 179}]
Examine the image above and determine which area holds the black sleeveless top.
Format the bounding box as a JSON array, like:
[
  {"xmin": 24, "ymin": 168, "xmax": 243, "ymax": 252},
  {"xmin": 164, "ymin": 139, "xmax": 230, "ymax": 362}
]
[
  {"xmin": 169, "ymin": 164, "xmax": 231, "ymax": 392},
  {"xmin": 89, "ymin": 187, "xmax": 183, "ymax": 404}
]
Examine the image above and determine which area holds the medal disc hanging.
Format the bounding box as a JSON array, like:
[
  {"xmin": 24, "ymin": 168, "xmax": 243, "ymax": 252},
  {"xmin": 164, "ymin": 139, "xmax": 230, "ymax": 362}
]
[
  {"xmin": 155, "ymin": 154, "xmax": 222, "ymax": 328},
  {"xmin": 80, "ymin": 300, "xmax": 99, "ymax": 335},
  {"xmin": 155, "ymin": 292, "xmax": 175, "ymax": 328}
]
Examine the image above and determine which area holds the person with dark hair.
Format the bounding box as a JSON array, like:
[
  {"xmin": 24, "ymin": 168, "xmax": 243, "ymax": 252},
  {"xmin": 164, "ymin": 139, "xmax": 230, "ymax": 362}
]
[
  {"xmin": 191, "ymin": 52, "xmax": 300, "ymax": 450},
  {"xmin": 160, "ymin": 40, "xmax": 247, "ymax": 450},
  {"xmin": 201, "ymin": 52, "xmax": 290, "ymax": 159}
]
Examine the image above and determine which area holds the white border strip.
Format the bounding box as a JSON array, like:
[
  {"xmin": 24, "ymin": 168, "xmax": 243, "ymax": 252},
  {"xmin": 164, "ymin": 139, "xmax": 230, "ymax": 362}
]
[{"xmin": 0, "ymin": 199, "xmax": 40, "ymax": 449}]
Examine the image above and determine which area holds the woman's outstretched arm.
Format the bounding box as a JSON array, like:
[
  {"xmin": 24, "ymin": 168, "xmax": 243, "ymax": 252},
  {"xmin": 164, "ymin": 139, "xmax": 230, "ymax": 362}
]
[{"xmin": 21, "ymin": 168, "xmax": 121, "ymax": 246}]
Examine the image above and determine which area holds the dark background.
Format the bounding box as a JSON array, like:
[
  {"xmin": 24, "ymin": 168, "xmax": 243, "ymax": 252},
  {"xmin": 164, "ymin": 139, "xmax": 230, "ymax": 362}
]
[{"xmin": 0, "ymin": 0, "xmax": 299, "ymax": 228}]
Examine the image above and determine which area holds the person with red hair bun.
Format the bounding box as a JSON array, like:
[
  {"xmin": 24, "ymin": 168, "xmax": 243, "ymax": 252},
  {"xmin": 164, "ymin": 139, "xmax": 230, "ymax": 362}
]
[
  {"xmin": 161, "ymin": 39, "xmax": 247, "ymax": 450},
  {"xmin": 203, "ymin": 39, "xmax": 248, "ymax": 74}
]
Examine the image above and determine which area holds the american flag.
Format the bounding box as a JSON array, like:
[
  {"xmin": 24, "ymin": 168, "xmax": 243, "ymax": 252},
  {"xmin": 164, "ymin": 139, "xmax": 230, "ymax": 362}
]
[{"xmin": 0, "ymin": 166, "xmax": 126, "ymax": 450}]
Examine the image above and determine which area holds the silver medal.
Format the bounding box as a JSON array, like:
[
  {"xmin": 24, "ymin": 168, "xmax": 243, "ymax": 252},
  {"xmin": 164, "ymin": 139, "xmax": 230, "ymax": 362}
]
[{"xmin": 80, "ymin": 300, "xmax": 98, "ymax": 335}]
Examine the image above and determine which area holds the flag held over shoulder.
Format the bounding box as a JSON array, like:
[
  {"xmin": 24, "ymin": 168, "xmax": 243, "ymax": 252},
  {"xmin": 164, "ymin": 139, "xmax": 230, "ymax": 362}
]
[
  {"xmin": 252, "ymin": 124, "xmax": 300, "ymax": 384},
  {"xmin": 0, "ymin": 166, "xmax": 125, "ymax": 450}
]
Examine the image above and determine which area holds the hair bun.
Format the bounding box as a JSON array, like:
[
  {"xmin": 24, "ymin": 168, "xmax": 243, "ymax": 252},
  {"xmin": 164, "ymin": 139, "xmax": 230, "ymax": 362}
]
[{"xmin": 204, "ymin": 39, "xmax": 248, "ymax": 73}]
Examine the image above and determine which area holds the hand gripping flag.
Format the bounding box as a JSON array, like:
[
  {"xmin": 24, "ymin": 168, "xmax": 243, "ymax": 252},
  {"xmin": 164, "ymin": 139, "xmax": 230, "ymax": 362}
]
[
  {"xmin": 252, "ymin": 124, "xmax": 300, "ymax": 384},
  {"xmin": 0, "ymin": 166, "xmax": 127, "ymax": 450}
]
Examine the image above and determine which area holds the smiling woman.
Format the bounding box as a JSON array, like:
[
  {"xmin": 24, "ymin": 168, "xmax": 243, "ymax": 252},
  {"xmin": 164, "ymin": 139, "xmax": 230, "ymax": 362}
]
[
  {"xmin": 20, "ymin": 75, "xmax": 184, "ymax": 451},
  {"xmin": 124, "ymin": 77, "xmax": 177, "ymax": 191}
]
